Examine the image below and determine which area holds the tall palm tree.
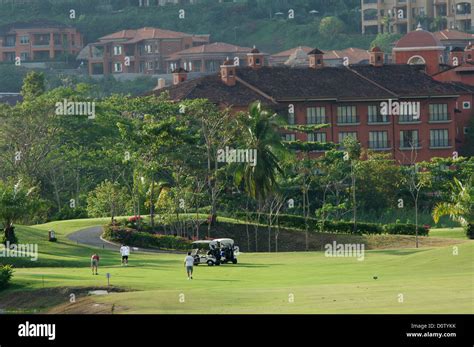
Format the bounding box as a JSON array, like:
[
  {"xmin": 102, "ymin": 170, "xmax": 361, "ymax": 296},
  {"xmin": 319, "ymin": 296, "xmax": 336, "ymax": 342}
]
[
  {"xmin": 236, "ymin": 101, "xmax": 285, "ymax": 202},
  {"xmin": 235, "ymin": 101, "xmax": 286, "ymax": 251},
  {"xmin": 432, "ymin": 176, "xmax": 473, "ymax": 239}
]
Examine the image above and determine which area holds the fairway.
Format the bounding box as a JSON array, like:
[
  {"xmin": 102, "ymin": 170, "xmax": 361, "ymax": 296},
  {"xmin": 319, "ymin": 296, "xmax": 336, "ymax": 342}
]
[{"xmin": 1, "ymin": 219, "xmax": 473, "ymax": 314}]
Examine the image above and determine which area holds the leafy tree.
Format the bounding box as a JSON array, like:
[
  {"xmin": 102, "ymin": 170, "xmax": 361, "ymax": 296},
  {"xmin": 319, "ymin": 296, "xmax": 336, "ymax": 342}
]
[
  {"xmin": 183, "ymin": 100, "xmax": 236, "ymax": 236},
  {"xmin": 371, "ymin": 33, "xmax": 402, "ymax": 53},
  {"xmin": 356, "ymin": 152, "xmax": 402, "ymax": 213},
  {"xmin": 21, "ymin": 72, "xmax": 45, "ymax": 100},
  {"xmin": 433, "ymin": 176, "xmax": 474, "ymax": 239},
  {"xmin": 86, "ymin": 180, "xmax": 131, "ymax": 222},
  {"xmin": 0, "ymin": 178, "xmax": 38, "ymax": 244},
  {"xmin": 319, "ymin": 16, "xmax": 345, "ymax": 36},
  {"xmin": 313, "ymin": 149, "xmax": 352, "ymax": 224}
]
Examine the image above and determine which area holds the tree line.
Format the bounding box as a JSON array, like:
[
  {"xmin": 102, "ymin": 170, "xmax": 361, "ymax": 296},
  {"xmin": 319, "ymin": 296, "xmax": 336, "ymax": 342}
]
[{"xmin": 0, "ymin": 72, "xmax": 472, "ymax": 248}]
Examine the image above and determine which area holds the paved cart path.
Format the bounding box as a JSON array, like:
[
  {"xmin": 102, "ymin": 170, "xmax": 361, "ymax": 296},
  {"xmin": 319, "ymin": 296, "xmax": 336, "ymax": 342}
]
[{"xmin": 68, "ymin": 226, "xmax": 184, "ymax": 254}]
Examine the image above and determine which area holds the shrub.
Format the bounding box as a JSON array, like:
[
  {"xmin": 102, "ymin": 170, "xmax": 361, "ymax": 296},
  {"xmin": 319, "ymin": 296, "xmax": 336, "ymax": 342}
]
[
  {"xmin": 0, "ymin": 264, "xmax": 13, "ymax": 290},
  {"xmin": 52, "ymin": 206, "xmax": 88, "ymax": 221},
  {"xmin": 467, "ymin": 223, "xmax": 474, "ymax": 239},
  {"xmin": 384, "ymin": 223, "xmax": 429, "ymax": 236},
  {"xmin": 103, "ymin": 225, "xmax": 191, "ymax": 250},
  {"xmin": 318, "ymin": 221, "xmax": 383, "ymax": 235},
  {"xmin": 234, "ymin": 212, "xmax": 318, "ymax": 230}
]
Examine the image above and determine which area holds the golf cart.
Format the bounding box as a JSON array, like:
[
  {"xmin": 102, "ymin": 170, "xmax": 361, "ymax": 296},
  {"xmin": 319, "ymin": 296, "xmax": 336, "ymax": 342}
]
[
  {"xmin": 191, "ymin": 240, "xmax": 221, "ymax": 266},
  {"xmin": 214, "ymin": 238, "xmax": 239, "ymax": 264}
]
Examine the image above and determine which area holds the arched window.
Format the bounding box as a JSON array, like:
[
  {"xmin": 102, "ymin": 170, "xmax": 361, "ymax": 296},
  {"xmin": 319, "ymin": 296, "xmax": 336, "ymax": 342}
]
[{"xmin": 407, "ymin": 55, "xmax": 426, "ymax": 65}]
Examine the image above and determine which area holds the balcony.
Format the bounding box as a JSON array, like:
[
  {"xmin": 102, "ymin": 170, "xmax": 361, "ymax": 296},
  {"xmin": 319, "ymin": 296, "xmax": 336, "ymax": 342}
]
[
  {"xmin": 368, "ymin": 141, "xmax": 391, "ymax": 150},
  {"xmin": 398, "ymin": 114, "xmax": 421, "ymax": 124},
  {"xmin": 429, "ymin": 114, "xmax": 451, "ymax": 123},
  {"xmin": 368, "ymin": 114, "xmax": 390, "ymax": 125},
  {"xmin": 32, "ymin": 42, "xmax": 51, "ymax": 47},
  {"xmin": 430, "ymin": 139, "xmax": 453, "ymax": 149},
  {"xmin": 337, "ymin": 115, "xmax": 360, "ymax": 126}
]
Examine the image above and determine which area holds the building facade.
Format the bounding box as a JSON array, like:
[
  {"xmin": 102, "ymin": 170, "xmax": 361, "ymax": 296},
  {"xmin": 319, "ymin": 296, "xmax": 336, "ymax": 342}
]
[
  {"xmin": 165, "ymin": 42, "xmax": 262, "ymax": 73},
  {"xmin": 362, "ymin": 0, "xmax": 472, "ymax": 34},
  {"xmin": 155, "ymin": 47, "xmax": 471, "ymax": 163},
  {"xmin": 87, "ymin": 27, "xmax": 209, "ymax": 75},
  {"xmin": 0, "ymin": 20, "xmax": 83, "ymax": 63}
]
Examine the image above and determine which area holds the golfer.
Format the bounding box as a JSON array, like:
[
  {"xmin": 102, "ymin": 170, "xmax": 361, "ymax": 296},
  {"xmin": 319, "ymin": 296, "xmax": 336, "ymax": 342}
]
[
  {"xmin": 120, "ymin": 244, "xmax": 130, "ymax": 266},
  {"xmin": 91, "ymin": 253, "xmax": 100, "ymax": 275},
  {"xmin": 184, "ymin": 252, "xmax": 194, "ymax": 280}
]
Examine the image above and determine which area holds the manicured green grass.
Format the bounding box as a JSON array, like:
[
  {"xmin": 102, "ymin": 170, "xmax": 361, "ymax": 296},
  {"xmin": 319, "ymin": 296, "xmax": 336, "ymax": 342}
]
[
  {"xmin": 429, "ymin": 227, "xmax": 467, "ymax": 239},
  {"xmin": 1, "ymin": 220, "xmax": 472, "ymax": 314}
]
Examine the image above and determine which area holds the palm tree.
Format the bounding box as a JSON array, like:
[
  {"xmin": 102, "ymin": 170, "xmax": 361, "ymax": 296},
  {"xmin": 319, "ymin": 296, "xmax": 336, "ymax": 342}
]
[
  {"xmin": 432, "ymin": 176, "xmax": 473, "ymax": 239},
  {"xmin": 235, "ymin": 101, "xmax": 286, "ymax": 251},
  {"xmin": 237, "ymin": 101, "xmax": 285, "ymax": 202}
]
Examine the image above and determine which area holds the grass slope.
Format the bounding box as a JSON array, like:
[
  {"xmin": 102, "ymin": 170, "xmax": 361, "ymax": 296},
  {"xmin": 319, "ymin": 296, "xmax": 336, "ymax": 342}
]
[{"xmin": 0, "ymin": 219, "xmax": 472, "ymax": 314}]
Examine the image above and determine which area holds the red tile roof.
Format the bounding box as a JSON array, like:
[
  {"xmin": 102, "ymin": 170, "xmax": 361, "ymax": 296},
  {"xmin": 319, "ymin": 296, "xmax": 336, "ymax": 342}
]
[
  {"xmin": 324, "ymin": 47, "xmax": 369, "ymax": 63},
  {"xmin": 272, "ymin": 46, "xmax": 313, "ymax": 57},
  {"xmin": 272, "ymin": 47, "xmax": 369, "ymax": 64},
  {"xmin": 166, "ymin": 42, "xmax": 252, "ymax": 60},
  {"xmin": 434, "ymin": 29, "xmax": 474, "ymax": 41},
  {"xmin": 395, "ymin": 29, "xmax": 443, "ymax": 49},
  {"xmin": 99, "ymin": 27, "xmax": 195, "ymax": 42}
]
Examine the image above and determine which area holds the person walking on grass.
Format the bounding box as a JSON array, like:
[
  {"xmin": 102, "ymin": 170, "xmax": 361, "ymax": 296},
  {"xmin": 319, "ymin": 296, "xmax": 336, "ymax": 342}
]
[
  {"xmin": 184, "ymin": 252, "xmax": 194, "ymax": 280},
  {"xmin": 120, "ymin": 244, "xmax": 130, "ymax": 266},
  {"xmin": 91, "ymin": 253, "xmax": 100, "ymax": 275}
]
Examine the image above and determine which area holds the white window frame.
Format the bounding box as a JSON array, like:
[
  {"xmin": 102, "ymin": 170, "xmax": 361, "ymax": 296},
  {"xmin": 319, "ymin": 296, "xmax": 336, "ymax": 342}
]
[
  {"xmin": 113, "ymin": 45, "xmax": 122, "ymax": 56},
  {"xmin": 114, "ymin": 62, "xmax": 123, "ymax": 72},
  {"xmin": 306, "ymin": 107, "xmax": 326, "ymax": 124}
]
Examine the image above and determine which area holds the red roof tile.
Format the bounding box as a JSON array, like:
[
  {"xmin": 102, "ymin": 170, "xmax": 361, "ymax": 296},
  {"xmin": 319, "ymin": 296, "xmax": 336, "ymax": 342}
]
[
  {"xmin": 434, "ymin": 29, "xmax": 474, "ymax": 41},
  {"xmin": 166, "ymin": 42, "xmax": 252, "ymax": 60},
  {"xmin": 272, "ymin": 46, "xmax": 313, "ymax": 57},
  {"xmin": 99, "ymin": 27, "xmax": 195, "ymax": 42},
  {"xmin": 395, "ymin": 29, "xmax": 443, "ymax": 49}
]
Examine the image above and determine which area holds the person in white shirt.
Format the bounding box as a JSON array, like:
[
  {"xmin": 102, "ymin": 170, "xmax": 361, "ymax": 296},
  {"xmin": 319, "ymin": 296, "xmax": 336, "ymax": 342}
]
[
  {"xmin": 184, "ymin": 252, "xmax": 195, "ymax": 280},
  {"xmin": 120, "ymin": 244, "xmax": 130, "ymax": 266}
]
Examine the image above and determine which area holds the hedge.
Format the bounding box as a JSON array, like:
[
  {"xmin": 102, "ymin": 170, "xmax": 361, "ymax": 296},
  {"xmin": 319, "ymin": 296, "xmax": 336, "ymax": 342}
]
[
  {"xmin": 233, "ymin": 213, "xmax": 431, "ymax": 236},
  {"xmin": 234, "ymin": 212, "xmax": 319, "ymax": 230},
  {"xmin": 0, "ymin": 264, "xmax": 13, "ymax": 291},
  {"xmin": 103, "ymin": 226, "xmax": 191, "ymax": 250},
  {"xmin": 383, "ymin": 223, "xmax": 429, "ymax": 236},
  {"xmin": 318, "ymin": 221, "xmax": 383, "ymax": 235}
]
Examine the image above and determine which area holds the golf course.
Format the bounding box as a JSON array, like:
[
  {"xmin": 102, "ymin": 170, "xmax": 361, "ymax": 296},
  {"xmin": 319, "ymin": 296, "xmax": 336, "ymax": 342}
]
[{"xmin": 0, "ymin": 218, "xmax": 472, "ymax": 314}]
